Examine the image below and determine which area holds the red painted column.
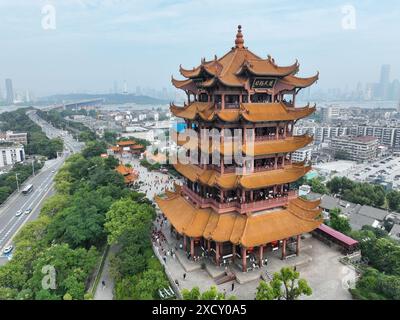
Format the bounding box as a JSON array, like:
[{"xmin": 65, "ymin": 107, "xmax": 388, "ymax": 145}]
[
  {"xmin": 207, "ymin": 239, "xmax": 211, "ymax": 253},
  {"xmin": 259, "ymin": 245, "xmax": 264, "ymax": 267},
  {"xmin": 232, "ymin": 245, "xmax": 236, "ymax": 263},
  {"xmin": 190, "ymin": 238, "xmax": 195, "ymax": 258},
  {"xmin": 242, "ymin": 247, "xmax": 247, "ymax": 272},
  {"xmin": 216, "ymin": 242, "xmax": 220, "ymax": 265},
  {"xmin": 183, "ymin": 235, "xmax": 187, "ymax": 252},
  {"xmin": 282, "ymin": 239, "xmax": 287, "ymax": 260},
  {"xmin": 296, "ymin": 235, "xmax": 300, "ymax": 256}
]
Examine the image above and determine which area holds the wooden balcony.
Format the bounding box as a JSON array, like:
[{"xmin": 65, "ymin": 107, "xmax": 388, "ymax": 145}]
[{"xmin": 182, "ymin": 185, "xmax": 298, "ymax": 214}]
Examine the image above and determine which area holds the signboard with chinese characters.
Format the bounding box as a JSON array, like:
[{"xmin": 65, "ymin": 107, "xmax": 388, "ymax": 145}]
[{"xmin": 251, "ymin": 78, "xmax": 276, "ymax": 89}]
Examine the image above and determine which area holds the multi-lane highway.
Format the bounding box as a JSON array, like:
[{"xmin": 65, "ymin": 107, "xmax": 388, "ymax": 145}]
[
  {"xmin": 27, "ymin": 110, "xmax": 84, "ymax": 154},
  {"xmin": 0, "ymin": 110, "xmax": 84, "ymax": 264}
]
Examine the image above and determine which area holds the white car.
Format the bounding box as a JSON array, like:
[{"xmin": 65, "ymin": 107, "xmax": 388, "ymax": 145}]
[
  {"xmin": 3, "ymin": 245, "xmax": 13, "ymax": 255},
  {"xmin": 24, "ymin": 208, "xmax": 32, "ymax": 215},
  {"xmin": 16, "ymin": 210, "xmax": 23, "ymax": 217}
]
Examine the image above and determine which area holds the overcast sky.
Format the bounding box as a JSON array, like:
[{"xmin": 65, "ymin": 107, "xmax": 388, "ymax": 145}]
[{"xmin": 0, "ymin": 0, "xmax": 399, "ymax": 96}]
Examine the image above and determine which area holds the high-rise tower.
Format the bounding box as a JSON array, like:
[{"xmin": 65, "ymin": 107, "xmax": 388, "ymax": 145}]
[
  {"xmin": 156, "ymin": 26, "xmax": 322, "ymax": 271},
  {"xmin": 5, "ymin": 79, "xmax": 14, "ymax": 104}
]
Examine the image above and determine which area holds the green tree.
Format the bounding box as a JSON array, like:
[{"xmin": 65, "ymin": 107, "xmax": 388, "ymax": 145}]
[
  {"xmin": 63, "ymin": 293, "xmax": 73, "ymax": 300},
  {"xmin": 132, "ymin": 269, "xmax": 169, "ymax": 300},
  {"xmin": 387, "ymin": 190, "xmax": 400, "ymax": 212},
  {"xmin": 256, "ymin": 267, "xmax": 312, "ymax": 300},
  {"xmin": 105, "ymin": 198, "xmax": 155, "ymax": 245},
  {"xmin": 182, "ymin": 286, "xmax": 235, "ymax": 300},
  {"xmin": 0, "ymin": 287, "xmax": 18, "ymax": 300},
  {"xmin": 351, "ymin": 268, "xmax": 400, "ymax": 300},
  {"xmin": 40, "ymin": 194, "xmax": 70, "ymax": 217},
  {"xmin": 82, "ymin": 140, "xmax": 107, "ymax": 158},
  {"xmin": 309, "ymin": 178, "xmax": 328, "ymax": 194},
  {"xmin": 28, "ymin": 244, "xmax": 98, "ymax": 299},
  {"xmin": 329, "ymin": 208, "xmax": 351, "ymax": 235},
  {"xmin": 104, "ymin": 131, "xmax": 118, "ymax": 144}
]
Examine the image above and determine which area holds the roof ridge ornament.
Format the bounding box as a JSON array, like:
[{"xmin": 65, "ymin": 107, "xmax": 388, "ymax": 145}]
[{"xmin": 235, "ymin": 25, "xmax": 244, "ymax": 48}]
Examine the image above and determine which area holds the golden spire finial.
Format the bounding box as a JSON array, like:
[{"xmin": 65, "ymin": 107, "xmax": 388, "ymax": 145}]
[{"xmin": 235, "ymin": 25, "xmax": 244, "ymax": 48}]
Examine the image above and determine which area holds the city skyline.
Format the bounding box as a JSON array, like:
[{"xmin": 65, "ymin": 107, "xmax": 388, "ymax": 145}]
[{"xmin": 0, "ymin": 0, "xmax": 400, "ymax": 96}]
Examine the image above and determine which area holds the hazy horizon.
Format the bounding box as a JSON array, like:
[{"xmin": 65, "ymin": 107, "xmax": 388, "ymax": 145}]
[{"xmin": 1, "ymin": 0, "xmax": 400, "ymax": 96}]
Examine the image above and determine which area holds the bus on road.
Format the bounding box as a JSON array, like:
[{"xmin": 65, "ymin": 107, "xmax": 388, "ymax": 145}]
[{"xmin": 21, "ymin": 184, "xmax": 33, "ymax": 195}]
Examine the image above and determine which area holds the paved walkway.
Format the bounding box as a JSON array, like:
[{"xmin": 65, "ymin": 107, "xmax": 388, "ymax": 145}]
[
  {"xmin": 120, "ymin": 155, "xmax": 183, "ymax": 200},
  {"xmin": 94, "ymin": 245, "xmax": 117, "ymax": 300},
  {"xmin": 94, "ymin": 155, "xmax": 179, "ymax": 300}
]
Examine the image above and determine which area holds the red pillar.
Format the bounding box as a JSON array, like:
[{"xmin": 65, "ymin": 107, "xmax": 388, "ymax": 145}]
[
  {"xmin": 282, "ymin": 239, "xmax": 287, "ymax": 260},
  {"xmin": 242, "ymin": 247, "xmax": 247, "ymax": 272},
  {"xmin": 232, "ymin": 245, "xmax": 236, "ymax": 263},
  {"xmin": 207, "ymin": 239, "xmax": 211, "ymax": 253},
  {"xmin": 183, "ymin": 235, "xmax": 187, "ymax": 252},
  {"xmin": 190, "ymin": 238, "xmax": 194, "ymax": 258},
  {"xmin": 216, "ymin": 242, "xmax": 220, "ymax": 265},
  {"xmin": 259, "ymin": 245, "xmax": 264, "ymax": 267},
  {"xmin": 296, "ymin": 235, "xmax": 300, "ymax": 256}
]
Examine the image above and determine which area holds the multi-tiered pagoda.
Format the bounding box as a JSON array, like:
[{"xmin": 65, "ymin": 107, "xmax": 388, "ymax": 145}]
[{"xmin": 156, "ymin": 26, "xmax": 322, "ymax": 272}]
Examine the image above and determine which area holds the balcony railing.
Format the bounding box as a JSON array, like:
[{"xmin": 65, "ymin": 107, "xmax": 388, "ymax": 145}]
[
  {"xmin": 182, "ymin": 185, "xmax": 297, "ymax": 214},
  {"xmin": 254, "ymin": 134, "xmax": 288, "ymax": 142},
  {"xmin": 224, "ymin": 102, "xmax": 240, "ymax": 109},
  {"xmin": 253, "ymin": 165, "xmax": 284, "ymax": 172}
]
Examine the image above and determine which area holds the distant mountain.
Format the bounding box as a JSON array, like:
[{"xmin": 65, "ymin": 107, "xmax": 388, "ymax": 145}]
[{"xmin": 36, "ymin": 93, "xmax": 169, "ymax": 106}]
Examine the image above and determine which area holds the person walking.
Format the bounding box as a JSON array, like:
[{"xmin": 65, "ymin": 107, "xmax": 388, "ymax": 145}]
[
  {"xmin": 183, "ymin": 273, "xmax": 186, "ymax": 280},
  {"xmin": 231, "ymin": 282, "xmax": 235, "ymax": 291},
  {"xmin": 102, "ymin": 280, "xmax": 106, "ymax": 290}
]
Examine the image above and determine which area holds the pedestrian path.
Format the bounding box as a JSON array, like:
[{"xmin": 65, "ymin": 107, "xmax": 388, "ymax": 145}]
[{"xmin": 94, "ymin": 245, "xmax": 117, "ymax": 300}]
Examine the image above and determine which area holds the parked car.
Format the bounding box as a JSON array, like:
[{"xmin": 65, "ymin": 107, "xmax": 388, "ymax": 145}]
[{"xmin": 15, "ymin": 210, "xmax": 23, "ymax": 217}]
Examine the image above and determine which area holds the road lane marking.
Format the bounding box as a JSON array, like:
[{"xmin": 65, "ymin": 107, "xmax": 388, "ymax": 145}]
[
  {"xmin": 0, "ymin": 158, "xmax": 63, "ymax": 218},
  {"xmin": 0, "ymin": 183, "xmax": 55, "ymax": 252},
  {"xmin": 0, "ymin": 163, "xmax": 63, "ymax": 248}
]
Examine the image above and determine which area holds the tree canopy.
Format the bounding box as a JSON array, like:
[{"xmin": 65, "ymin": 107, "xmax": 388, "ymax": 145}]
[{"xmin": 256, "ymin": 267, "xmax": 312, "ymax": 300}]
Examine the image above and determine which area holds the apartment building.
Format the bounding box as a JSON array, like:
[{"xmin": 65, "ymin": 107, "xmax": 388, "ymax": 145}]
[{"xmin": 330, "ymin": 136, "xmax": 378, "ymax": 162}]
